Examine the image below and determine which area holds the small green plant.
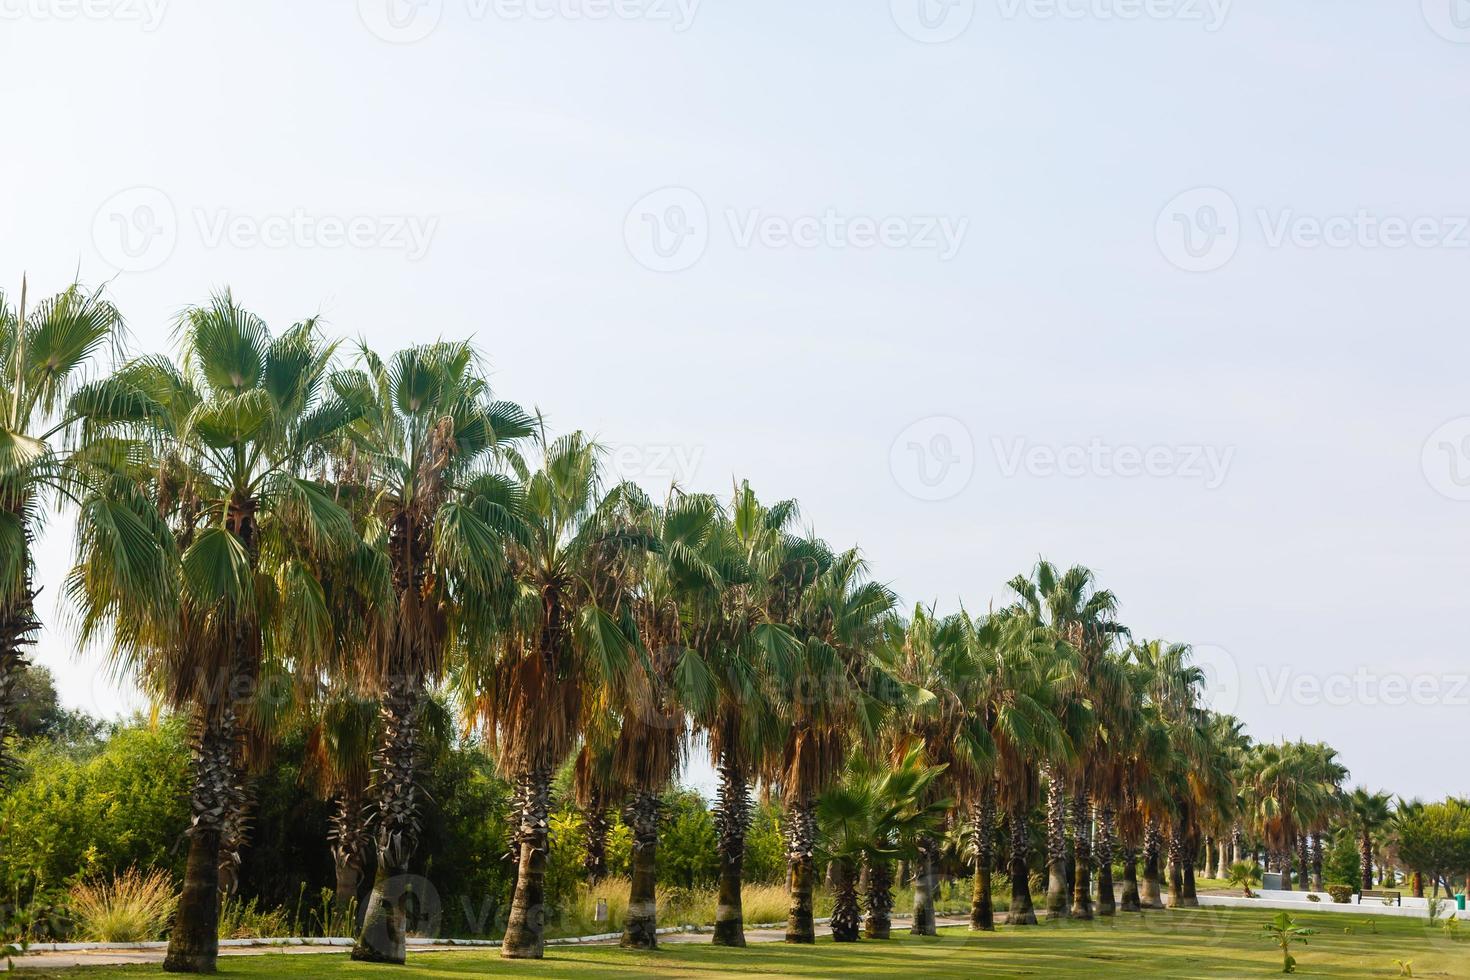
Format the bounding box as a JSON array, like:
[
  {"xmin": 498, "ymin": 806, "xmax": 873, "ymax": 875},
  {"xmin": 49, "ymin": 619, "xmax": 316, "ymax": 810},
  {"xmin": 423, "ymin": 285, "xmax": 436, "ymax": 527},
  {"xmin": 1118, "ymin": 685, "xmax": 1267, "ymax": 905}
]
[
  {"xmin": 1441, "ymin": 913, "xmax": 1459, "ymax": 936},
  {"xmin": 1327, "ymin": 884, "xmax": 1353, "ymax": 904},
  {"xmin": 1306, "ymin": 893, "xmax": 1320, "ymax": 903},
  {"xmin": 1394, "ymin": 959, "xmax": 1413, "ymax": 977},
  {"xmin": 217, "ymin": 896, "xmax": 292, "ymax": 940},
  {"xmin": 1227, "ymin": 861, "xmax": 1262, "ymax": 898},
  {"xmin": 68, "ymin": 867, "xmax": 177, "ymax": 943},
  {"xmin": 1260, "ymin": 911, "xmax": 1316, "ymax": 974}
]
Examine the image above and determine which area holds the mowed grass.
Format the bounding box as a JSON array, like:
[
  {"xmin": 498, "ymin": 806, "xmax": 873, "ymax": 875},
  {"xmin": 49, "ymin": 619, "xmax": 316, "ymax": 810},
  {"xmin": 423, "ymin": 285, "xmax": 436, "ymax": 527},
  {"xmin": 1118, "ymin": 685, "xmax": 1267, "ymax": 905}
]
[{"xmin": 20, "ymin": 907, "xmax": 1469, "ymax": 979}]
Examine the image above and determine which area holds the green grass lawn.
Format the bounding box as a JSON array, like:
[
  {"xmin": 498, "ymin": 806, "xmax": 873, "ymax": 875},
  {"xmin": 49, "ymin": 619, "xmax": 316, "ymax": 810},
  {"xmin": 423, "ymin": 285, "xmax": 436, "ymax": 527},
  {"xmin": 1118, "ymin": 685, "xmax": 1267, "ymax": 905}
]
[{"xmin": 20, "ymin": 908, "xmax": 1468, "ymax": 979}]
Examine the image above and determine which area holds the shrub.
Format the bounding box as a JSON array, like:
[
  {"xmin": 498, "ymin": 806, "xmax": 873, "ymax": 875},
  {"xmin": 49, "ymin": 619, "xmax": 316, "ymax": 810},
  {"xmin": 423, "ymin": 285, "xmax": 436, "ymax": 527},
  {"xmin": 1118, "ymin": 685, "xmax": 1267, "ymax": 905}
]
[
  {"xmin": 217, "ymin": 896, "xmax": 292, "ymax": 940},
  {"xmin": 1328, "ymin": 885, "xmax": 1353, "ymax": 904},
  {"xmin": 68, "ymin": 868, "xmax": 176, "ymax": 943}
]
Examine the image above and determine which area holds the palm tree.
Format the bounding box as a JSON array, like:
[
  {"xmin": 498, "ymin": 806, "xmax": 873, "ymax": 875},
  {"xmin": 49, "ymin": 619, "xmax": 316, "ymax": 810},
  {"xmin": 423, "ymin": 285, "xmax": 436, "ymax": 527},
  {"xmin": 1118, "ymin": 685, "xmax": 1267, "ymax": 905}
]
[
  {"xmin": 302, "ymin": 692, "xmax": 379, "ymax": 917},
  {"xmin": 818, "ymin": 747, "xmax": 950, "ymax": 942},
  {"xmin": 774, "ymin": 545, "xmax": 895, "ymax": 944},
  {"xmin": 69, "ymin": 294, "xmax": 360, "ymax": 973},
  {"xmin": 0, "ymin": 280, "xmax": 123, "ymax": 778},
  {"xmin": 330, "ymin": 343, "xmax": 530, "ymax": 964},
  {"xmin": 1006, "ymin": 560, "xmax": 1122, "ymax": 920},
  {"xmin": 1347, "ymin": 788, "xmax": 1393, "ymax": 893},
  {"xmin": 476, "ymin": 431, "xmax": 652, "ymax": 960}
]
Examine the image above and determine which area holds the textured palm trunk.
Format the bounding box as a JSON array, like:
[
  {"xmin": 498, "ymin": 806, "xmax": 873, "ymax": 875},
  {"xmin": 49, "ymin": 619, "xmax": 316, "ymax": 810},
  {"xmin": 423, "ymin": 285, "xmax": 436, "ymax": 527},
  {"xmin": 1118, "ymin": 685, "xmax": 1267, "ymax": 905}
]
[
  {"xmin": 829, "ymin": 857, "xmax": 861, "ymax": 942},
  {"xmin": 1230, "ymin": 825, "xmax": 1244, "ymax": 866},
  {"xmin": 1280, "ymin": 846, "xmax": 1294, "ymax": 891},
  {"xmin": 1310, "ymin": 834, "xmax": 1323, "ymax": 892},
  {"xmin": 1181, "ymin": 851, "xmax": 1198, "ymax": 903},
  {"xmin": 621, "ymin": 791, "xmax": 660, "ymax": 950},
  {"xmin": 162, "ymin": 707, "xmax": 235, "ymax": 973},
  {"xmin": 353, "ymin": 679, "xmax": 424, "ymax": 964},
  {"xmin": 1296, "ymin": 835, "xmax": 1309, "ymax": 891},
  {"xmin": 501, "ymin": 765, "xmax": 552, "ymax": 959},
  {"xmin": 784, "ymin": 797, "xmax": 816, "ymax": 944},
  {"xmin": 1069, "ymin": 792, "xmax": 1094, "ymax": 919},
  {"xmin": 1044, "ymin": 771, "xmax": 1070, "ymax": 919},
  {"xmin": 0, "ymin": 583, "xmax": 37, "ymax": 781},
  {"xmin": 1142, "ymin": 819, "xmax": 1164, "ymax": 908},
  {"xmin": 910, "ymin": 834, "xmax": 937, "ymax": 935},
  {"xmin": 864, "ymin": 855, "xmax": 894, "ymax": 938},
  {"xmin": 1120, "ymin": 846, "xmax": 1141, "ymax": 911},
  {"xmin": 711, "ymin": 753, "xmax": 749, "ymax": 947},
  {"xmin": 969, "ymin": 784, "xmax": 996, "ymax": 931},
  {"xmin": 216, "ymin": 777, "xmax": 252, "ymax": 900},
  {"xmin": 583, "ymin": 793, "xmax": 609, "ymax": 885},
  {"xmin": 1166, "ymin": 829, "xmax": 1186, "ymax": 908},
  {"xmin": 329, "ymin": 788, "xmax": 369, "ymax": 918},
  {"xmin": 1005, "ymin": 803, "xmax": 1038, "ymax": 925},
  {"xmin": 1360, "ymin": 830, "xmax": 1373, "ymax": 892},
  {"xmin": 1095, "ymin": 802, "xmax": 1115, "ymax": 916}
]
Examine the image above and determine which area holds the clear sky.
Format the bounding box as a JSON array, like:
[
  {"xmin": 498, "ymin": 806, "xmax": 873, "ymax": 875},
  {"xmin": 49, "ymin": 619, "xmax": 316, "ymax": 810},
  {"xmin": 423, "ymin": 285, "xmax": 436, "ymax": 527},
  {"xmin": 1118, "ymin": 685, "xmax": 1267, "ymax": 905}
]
[{"xmin": 3, "ymin": 0, "xmax": 1468, "ymax": 802}]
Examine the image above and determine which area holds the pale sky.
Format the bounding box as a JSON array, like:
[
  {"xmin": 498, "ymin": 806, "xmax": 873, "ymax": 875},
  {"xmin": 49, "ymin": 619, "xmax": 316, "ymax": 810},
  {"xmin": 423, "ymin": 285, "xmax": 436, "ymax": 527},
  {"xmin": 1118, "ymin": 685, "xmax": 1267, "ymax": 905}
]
[{"xmin": 3, "ymin": 1, "xmax": 1468, "ymax": 803}]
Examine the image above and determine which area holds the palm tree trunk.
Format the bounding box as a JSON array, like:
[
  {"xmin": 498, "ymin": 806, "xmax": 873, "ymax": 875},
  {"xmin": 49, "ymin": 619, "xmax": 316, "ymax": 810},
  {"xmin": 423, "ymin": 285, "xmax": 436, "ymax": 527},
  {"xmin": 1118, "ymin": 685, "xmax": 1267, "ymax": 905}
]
[
  {"xmin": 162, "ymin": 706, "xmax": 234, "ymax": 974},
  {"xmin": 1005, "ymin": 802, "xmax": 1038, "ymax": 925},
  {"xmin": 501, "ymin": 764, "xmax": 552, "ymax": 960},
  {"xmin": 1142, "ymin": 819, "xmax": 1164, "ymax": 908},
  {"xmin": 1310, "ymin": 834, "xmax": 1324, "ymax": 892},
  {"xmin": 784, "ymin": 796, "xmax": 817, "ymax": 944},
  {"xmin": 621, "ymin": 790, "xmax": 660, "ymax": 949},
  {"xmin": 1120, "ymin": 846, "xmax": 1141, "ymax": 911},
  {"xmin": 1166, "ymin": 829, "xmax": 1187, "ymax": 908},
  {"xmin": 353, "ymin": 680, "xmax": 423, "ymax": 965},
  {"xmin": 0, "ymin": 583, "xmax": 37, "ymax": 781},
  {"xmin": 216, "ymin": 777, "xmax": 252, "ymax": 900},
  {"xmin": 1360, "ymin": 830, "xmax": 1373, "ymax": 893},
  {"xmin": 1095, "ymin": 801, "xmax": 1115, "ymax": 916},
  {"xmin": 864, "ymin": 854, "xmax": 894, "ymax": 938},
  {"xmin": 1296, "ymin": 835, "xmax": 1309, "ymax": 891},
  {"xmin": 1044, "ymin": 770, "xmax": 1070, "ymax": 919},
  {"xmin": 583, "ymin": 792, "xmax": 609, "ymax": 886},
  {"xmin": 329, "ymin": 789, "xmax": 368, "ymax": 919},
  {"xmin": 969, "ymin": 783, "xmax": 996, "ymax": 931},
  {"xmin": 1280, "ymin": 846, "xmax": 1294, "ymax": 891},
  {"xmin": 1181, "ymin": 846, "xmax": 1198, "ymax": 904},
  {"xmin": 711, "ymin": 752, "xmax": 749, "ymax": 947},
  {"xmin": 1069, "ymin": 790, "xmax": 1093, "ymax": 919},
  {"xmin": 830, "ymin": 857, "xmax": 861, "ymax": 942},
  {"xmin": 911, "ymin": 833, "xmax": 938, "ymax": 935}
]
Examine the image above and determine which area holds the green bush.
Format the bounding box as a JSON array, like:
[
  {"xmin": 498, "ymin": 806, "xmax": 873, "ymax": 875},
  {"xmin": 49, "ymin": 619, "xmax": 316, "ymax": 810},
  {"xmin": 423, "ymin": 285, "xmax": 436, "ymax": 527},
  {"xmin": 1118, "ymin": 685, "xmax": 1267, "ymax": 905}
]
[{"xmin": 1328, "ymin": 884, "xmax": 1354, "ymax": 904}]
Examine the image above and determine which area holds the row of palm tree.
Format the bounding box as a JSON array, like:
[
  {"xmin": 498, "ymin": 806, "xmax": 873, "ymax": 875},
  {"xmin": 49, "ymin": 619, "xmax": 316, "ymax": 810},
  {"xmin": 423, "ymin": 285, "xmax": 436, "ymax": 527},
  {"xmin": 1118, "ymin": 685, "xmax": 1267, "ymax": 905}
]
[{"xmin": 0, "ymin": 281, "xmax": 1411, "ymax": 974}]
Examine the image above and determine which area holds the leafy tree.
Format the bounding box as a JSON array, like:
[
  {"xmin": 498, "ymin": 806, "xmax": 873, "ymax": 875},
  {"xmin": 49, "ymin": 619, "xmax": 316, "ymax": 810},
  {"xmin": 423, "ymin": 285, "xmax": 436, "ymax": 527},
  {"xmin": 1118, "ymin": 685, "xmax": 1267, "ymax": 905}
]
[{"xmin": 1395, "ymin": 799, "xmax": 1470, "ymax": 899}]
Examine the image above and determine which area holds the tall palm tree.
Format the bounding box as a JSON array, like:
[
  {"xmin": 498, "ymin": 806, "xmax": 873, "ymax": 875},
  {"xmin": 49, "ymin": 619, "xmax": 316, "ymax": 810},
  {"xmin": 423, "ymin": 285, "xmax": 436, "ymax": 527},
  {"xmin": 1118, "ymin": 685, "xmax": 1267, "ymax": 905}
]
[
  {"xmin": 1007, "ymin": 560, "xmax": 1122, "ymax": 920},
  {"xmin": 331, "ymin": 343, "xmax": 530, "ymax": 964},
  {"xmin": 69, "ymin": 294, "xmax": 360, "ymax": 973},
  {"xmin": 476, "ymin": 431, "xmax": 652, "ymax": 960},
  {"xmin": 0, "ymin": 280, "xmax": 123, "ymax": 778},
  {"xmin": 302, "ymin": 692, "xmax": 379, "ymax": 916},
  {"xmin": 1347, "ymin": 788, "xmax": 1393, "ymax": 892},
  {"xmin": 775, "ymin": 546, "xmax": 896, "ymax": 944}
]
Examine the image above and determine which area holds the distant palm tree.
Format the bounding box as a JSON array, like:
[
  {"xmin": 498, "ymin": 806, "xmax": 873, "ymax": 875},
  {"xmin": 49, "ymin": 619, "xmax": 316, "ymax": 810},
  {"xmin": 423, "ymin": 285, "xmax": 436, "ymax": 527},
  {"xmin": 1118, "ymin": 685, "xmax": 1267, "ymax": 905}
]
[
  {"xmin": 1347, "ymin": 788, "xmax": 1393, "ymax": 892},
  {"xmin": 0, "ymin": 280, "xmax": 123, "ymax": 778}
]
